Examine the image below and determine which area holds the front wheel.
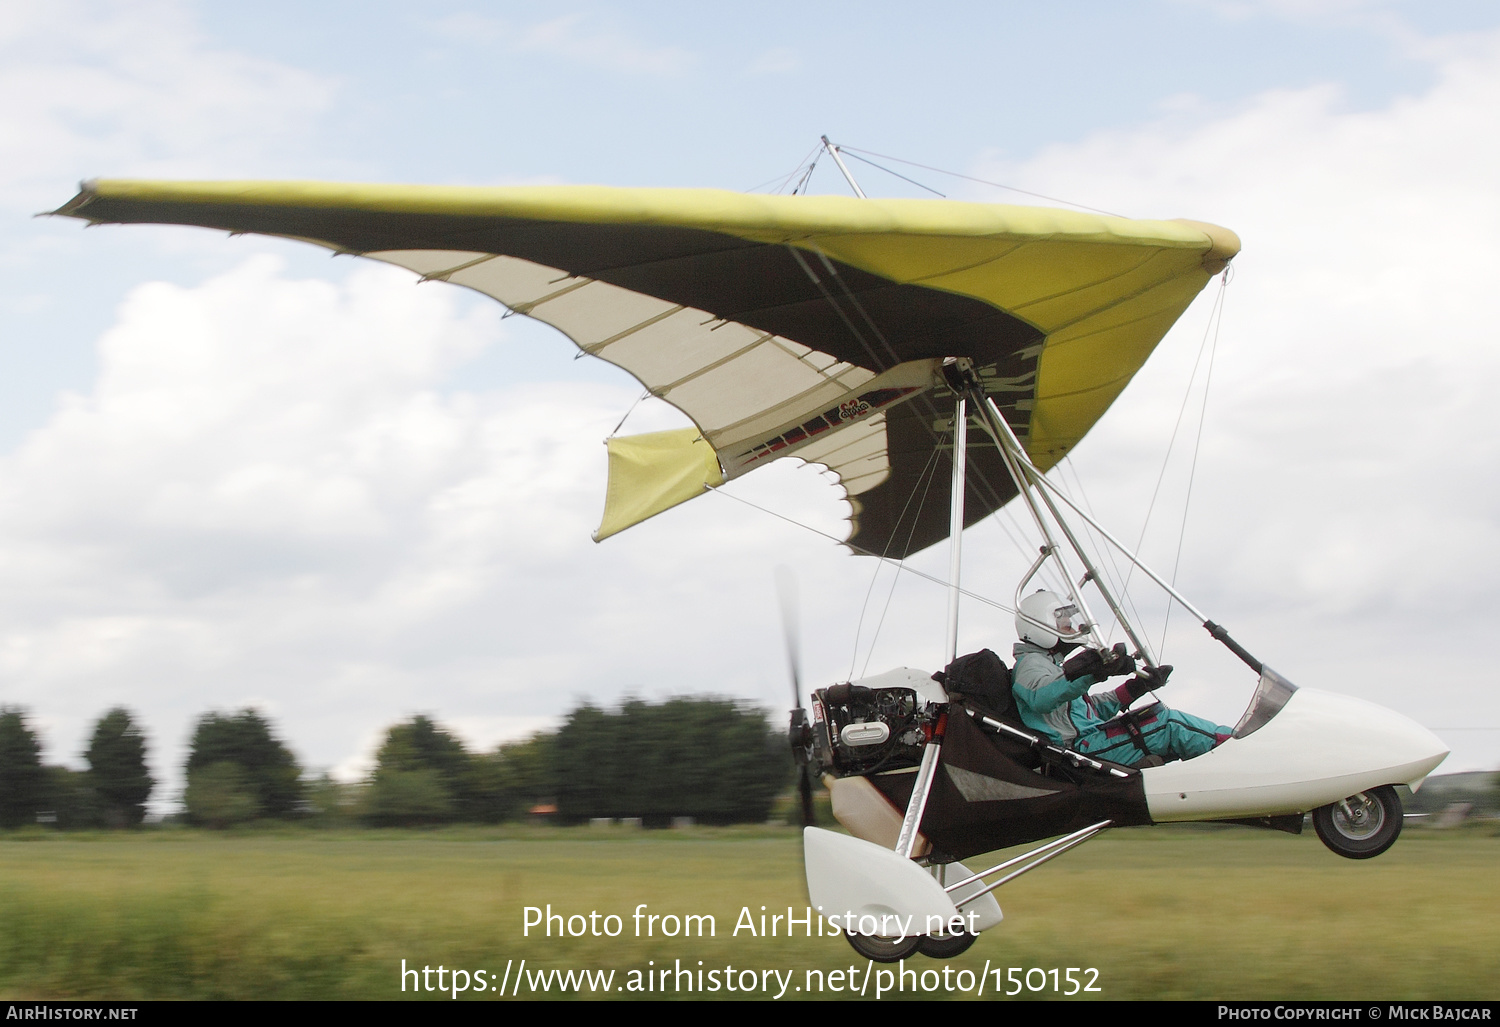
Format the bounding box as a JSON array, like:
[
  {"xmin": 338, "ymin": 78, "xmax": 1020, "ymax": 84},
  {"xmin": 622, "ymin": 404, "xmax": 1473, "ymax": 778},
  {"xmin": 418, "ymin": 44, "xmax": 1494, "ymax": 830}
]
[
  {"xmin": 917, "ymin": 930, "xmax": 978, "ymax": 959},
  {"xmin": 1312, "ymin": 785, "xmax": 1402, "ymax": 859},
  {"xmin": 844, "ymin": 931, "xmax": 921, "ymax": 963}
]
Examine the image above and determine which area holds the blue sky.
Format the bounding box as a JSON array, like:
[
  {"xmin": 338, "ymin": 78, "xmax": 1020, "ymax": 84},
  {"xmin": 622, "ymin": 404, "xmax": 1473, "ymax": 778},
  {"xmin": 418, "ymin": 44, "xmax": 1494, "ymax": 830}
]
[
  {"xmin": 9, "ymin": 0, "xmax": 1495, "ymax": 438},
  {"xmin": 2, "ymin": 0, "xmax": 1498, "ymax": 796}
]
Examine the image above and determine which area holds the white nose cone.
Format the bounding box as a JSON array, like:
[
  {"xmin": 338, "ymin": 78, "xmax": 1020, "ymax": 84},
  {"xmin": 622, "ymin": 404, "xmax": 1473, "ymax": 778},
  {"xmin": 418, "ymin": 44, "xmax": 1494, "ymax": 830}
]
[{"xmin": 1145, "ymin": 686, "xmax": 1449, "ymax": 821}]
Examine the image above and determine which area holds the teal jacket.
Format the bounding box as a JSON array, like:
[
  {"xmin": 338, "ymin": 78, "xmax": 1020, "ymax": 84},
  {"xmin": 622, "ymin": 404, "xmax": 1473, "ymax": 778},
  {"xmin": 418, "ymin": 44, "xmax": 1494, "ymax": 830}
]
[{"xmin": 1010, "ymin": 642, "xmax": 1132, "ymax": 747}]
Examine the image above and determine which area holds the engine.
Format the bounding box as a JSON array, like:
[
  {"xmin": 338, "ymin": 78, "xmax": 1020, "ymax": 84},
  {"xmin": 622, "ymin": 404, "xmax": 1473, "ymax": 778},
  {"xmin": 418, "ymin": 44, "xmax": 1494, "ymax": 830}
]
[{"xmin": 812, "ymin": 682, "xmax": 928, "ymax": 776}]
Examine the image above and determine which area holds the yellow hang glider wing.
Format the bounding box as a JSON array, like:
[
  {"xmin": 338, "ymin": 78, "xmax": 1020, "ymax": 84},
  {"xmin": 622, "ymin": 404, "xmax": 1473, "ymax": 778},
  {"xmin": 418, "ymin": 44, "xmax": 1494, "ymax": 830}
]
[{"xmin": 53, "ymin": 180, "xmax": 1238, "ymax": 558}]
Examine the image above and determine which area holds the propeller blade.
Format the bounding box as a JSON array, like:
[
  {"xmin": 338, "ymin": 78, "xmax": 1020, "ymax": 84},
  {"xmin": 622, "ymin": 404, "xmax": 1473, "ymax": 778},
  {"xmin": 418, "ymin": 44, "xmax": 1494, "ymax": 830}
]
[
  {"xmin": 777, "ymin": 566, "xmax": 816, "ymax": 827},
  {"xmin": 798, "ymin": 764, "xmax": 815, "ymax": 827},
  {"xmin": 774, "ymin": 564, "xmax": 801, "ymax": 708}
]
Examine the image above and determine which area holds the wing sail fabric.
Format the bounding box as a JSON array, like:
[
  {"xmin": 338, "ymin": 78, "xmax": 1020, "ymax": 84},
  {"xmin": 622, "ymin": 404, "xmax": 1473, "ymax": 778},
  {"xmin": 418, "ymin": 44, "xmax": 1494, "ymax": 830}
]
[
  {"xmin": 54, "ymin": 180, "xmax": 1238, "ymax": 558},
  {"xmin": 595, "ymin": 428, "xmax": 725, "ymax": 542}
]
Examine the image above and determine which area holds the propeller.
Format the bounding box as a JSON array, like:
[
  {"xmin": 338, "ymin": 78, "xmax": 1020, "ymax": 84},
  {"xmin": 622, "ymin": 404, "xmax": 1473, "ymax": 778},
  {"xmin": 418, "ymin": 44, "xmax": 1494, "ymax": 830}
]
[{"xmin": 776, "ymin": 566, "xmax": 816, "ymax": 828}]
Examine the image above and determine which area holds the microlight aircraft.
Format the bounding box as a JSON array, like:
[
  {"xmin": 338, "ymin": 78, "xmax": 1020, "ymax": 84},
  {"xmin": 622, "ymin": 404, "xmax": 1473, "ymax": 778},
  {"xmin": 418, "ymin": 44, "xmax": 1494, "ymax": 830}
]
[{"xmin": 53, "ymin": 166, "xmax": 1448, "ymax": 962}]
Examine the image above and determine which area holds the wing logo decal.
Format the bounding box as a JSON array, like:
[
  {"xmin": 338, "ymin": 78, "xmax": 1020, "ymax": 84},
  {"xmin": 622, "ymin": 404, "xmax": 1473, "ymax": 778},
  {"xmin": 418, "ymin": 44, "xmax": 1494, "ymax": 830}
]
[{"xmin": 735, "ymin": 386, "xmax": 922, "ymax": 467}]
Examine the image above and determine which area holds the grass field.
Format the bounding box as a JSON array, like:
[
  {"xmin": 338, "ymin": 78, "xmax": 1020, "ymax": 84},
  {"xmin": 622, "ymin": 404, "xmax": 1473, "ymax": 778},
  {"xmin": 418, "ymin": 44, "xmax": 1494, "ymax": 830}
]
[{"xmin": 1, "ymin": 822, "xmax": 1496, "ymax": 1001}]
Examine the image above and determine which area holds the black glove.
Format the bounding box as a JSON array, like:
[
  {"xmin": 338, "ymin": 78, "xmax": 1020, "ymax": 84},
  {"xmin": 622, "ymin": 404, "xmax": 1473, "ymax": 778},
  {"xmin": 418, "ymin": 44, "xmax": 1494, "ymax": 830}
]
[
  {"xmin": 1120, "ymin": 664, "xmax": 1173, "ymax": 703},
  {"xmin": 1100, "ymin": 642, "xmax": 1137, "ymax": 678},
  {"xmin": 1063, "ymin": 644, "xmax": 1138, "ymax": 682},
  {"xmin": 1062, "ymin": 647, "xmax": 1104, "ymax": 681}
]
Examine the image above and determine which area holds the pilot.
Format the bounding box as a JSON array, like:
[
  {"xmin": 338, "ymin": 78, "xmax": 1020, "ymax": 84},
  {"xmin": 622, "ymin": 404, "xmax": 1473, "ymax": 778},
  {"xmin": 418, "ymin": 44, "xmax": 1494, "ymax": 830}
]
[{"xmin": 1011, "ymin": 590, "xmax": 1232, "ymax": 767}]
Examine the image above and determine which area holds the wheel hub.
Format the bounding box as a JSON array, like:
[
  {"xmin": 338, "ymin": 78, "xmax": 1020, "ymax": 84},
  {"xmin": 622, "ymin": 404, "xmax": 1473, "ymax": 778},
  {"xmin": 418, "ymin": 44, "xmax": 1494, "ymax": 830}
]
[{"xmin": 1331, "ymin": 792, "xmax": 1384, "ymax": 840}]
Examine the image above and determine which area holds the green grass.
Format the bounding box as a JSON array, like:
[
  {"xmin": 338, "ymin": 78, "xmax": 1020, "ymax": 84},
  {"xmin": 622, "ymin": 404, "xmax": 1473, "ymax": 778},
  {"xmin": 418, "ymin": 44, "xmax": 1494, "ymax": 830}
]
[{"xmin": 1, "ymin": 822, "xmax": 1496, "ymax": 1000}]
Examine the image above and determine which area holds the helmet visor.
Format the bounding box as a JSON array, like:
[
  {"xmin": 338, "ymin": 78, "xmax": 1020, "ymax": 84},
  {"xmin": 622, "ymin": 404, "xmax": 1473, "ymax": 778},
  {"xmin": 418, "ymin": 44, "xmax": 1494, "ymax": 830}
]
[{"xmin": 1053, "ymin": 603, "xmax": 1081, "ymax": 635}]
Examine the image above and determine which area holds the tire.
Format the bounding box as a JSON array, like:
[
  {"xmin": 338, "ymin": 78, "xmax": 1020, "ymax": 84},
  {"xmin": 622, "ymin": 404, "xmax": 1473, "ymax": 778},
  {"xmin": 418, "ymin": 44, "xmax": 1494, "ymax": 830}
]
[
  {"xmin": 917, "ymin": 930, "xmax": 978, "ymax": 959},
  {"xmin": 844, "ymin": 931, "xmax": 922, "ymax": 963},
  {"xmin": 1312, "ymin": 785, "xmax": 1402, "ymax": 859}
]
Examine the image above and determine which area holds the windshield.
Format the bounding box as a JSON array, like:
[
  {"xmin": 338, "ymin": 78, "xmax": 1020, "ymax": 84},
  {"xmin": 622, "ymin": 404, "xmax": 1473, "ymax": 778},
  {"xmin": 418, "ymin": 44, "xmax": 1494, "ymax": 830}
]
[{"xmin": 1231, "ymin": 666, "xmax": 1298, "ymax": 739}]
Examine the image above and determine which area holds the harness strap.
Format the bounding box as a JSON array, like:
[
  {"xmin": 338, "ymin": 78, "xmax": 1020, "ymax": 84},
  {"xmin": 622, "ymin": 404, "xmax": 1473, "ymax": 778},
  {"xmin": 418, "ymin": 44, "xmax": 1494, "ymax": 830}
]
[{"xmin": 1112, "ymin": 701, "xmax": 1162, "ymax": 758}]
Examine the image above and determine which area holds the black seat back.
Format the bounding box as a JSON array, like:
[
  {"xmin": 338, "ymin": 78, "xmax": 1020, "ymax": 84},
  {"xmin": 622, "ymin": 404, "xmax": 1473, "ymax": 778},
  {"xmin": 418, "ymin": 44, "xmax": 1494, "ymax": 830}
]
[{"xmin": 934, "ymin": 649, "xmax": 1017, "ymax": 723}]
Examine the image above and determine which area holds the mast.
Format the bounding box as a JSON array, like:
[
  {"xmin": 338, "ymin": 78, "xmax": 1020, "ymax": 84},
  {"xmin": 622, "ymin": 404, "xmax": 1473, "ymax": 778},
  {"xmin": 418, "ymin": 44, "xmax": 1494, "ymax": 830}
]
[
  {"xmin": 821, "ymin": 136, "xmax": 868, "ymax": 199},
  {"xmin": 895, "ymin": 374, "xmax": 965, "ymax": 860}
]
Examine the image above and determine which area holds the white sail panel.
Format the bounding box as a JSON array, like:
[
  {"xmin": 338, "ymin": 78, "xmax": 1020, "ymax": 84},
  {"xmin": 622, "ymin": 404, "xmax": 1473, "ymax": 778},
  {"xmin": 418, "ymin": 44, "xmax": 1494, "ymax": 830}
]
[{"xmin": 367, "ymin": 248, "xmax": 901, "ymax": 453}]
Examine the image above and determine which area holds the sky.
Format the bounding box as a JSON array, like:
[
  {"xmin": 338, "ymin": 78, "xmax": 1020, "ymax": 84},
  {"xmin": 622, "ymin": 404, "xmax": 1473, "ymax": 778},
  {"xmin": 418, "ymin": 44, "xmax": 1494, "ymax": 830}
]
[{"xmin": 2, "ymin": 0, "xmax": 1498, "ymax": 807}]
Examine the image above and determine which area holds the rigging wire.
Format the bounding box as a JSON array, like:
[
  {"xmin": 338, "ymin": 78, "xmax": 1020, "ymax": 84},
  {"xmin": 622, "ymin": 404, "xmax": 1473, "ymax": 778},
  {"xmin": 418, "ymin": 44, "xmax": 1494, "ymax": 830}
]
[
  {"xmin": 1057, "ymin": 456, "xmax": 1150, "ymax": 648},
  {"xmin": 607, "ymin": 388, "xmax": 652, "ymax": 438},
  {"xmin": 846, "ymin": 445, "xmax": 944, "ymax": 679},
  {"xmin": 705, "ymin": 484, "xmax": 1014, "ymax": 613},
  {"xmin": 836, "ymin": 145, "xmax": 1125, "ymax": 217},
  {"xmin": 839, "ymin": 150, "xmax": 947, "ymax": 197},
  {"xmin": 744, "ymin": 144, "xmax": 822, "ymax": 195},
  {"xmin": 791, "ymin": 150, "xmax": 823, "ymax": 195},
  {"xmin": 784, "ymin": 175, "xmax": 1031, "ymax": 663},
  {"xmin": 859, "ymin": 438, "xmax": 947, "ymax": 678},
  {"xmin": 1159, "ymin": 274, "xmax": 1229, "ymax": 656},
  {"xmin": 1068, "ymin": 459, "xmax": 1146, "ymax": 641},
  {"xmin": 772, "ymin": 139, "xmax": 1228, "ymax": 675},
  {"xmin": 984, "ymin": 494, "xmax": 1037, "ymax": 570},
  {"xmin": 1117, "ymin": 271, "xmax": 1230, "ymax": 629}
]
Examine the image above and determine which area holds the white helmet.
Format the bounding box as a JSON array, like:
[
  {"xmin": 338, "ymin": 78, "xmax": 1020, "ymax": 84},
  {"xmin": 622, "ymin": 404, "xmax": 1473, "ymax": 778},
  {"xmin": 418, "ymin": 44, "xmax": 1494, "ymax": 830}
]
[{"xmin": 1015, "ymin": 590, "xmax": 1087, "ymax": 649}]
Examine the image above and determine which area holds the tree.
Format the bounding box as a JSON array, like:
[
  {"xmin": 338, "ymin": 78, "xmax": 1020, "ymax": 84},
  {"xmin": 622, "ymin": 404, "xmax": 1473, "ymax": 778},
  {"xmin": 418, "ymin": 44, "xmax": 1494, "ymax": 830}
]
[
  {"xmin": 0, "ymin": 707, "xmax": 45, "ymax": 829},
  {"xmin": 365, "ymin": 768, "xmax": 457, "ymax": 826},
  {"xmin": 366, "ymin": 716, "xmax": 473, "ymax": 826},
  {"xmin": 85, "ymin": 708, "xmax": 153, "ymax": 827},
  {"xmin": 42, "ymin": 766, "xmax": 104, "ymax": 829},
  {"xmin": 304, "ymin": 773, "xmax": 364, "ymax": 827},
  {"xmin": 555, "ymin": 697, "xmax": 789, "ymax": 825},
  {"xmin": 183, "ymin": 762, "xmax": 260, "ymax": 828},
  {"xmin": 474, "ymin": 733, "xmax": 556, "ymax": 821},
  {"xmin": 185, "ymin": 710, "xmax": 303, "ymax": 821}
]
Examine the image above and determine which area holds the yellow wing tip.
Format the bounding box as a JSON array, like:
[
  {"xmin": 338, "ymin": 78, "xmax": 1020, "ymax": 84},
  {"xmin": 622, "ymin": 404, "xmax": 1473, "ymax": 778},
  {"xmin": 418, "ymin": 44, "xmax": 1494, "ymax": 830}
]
[{"xmin": 1170, "ymin": 219, "xmax": 1241, "ymax": 273}]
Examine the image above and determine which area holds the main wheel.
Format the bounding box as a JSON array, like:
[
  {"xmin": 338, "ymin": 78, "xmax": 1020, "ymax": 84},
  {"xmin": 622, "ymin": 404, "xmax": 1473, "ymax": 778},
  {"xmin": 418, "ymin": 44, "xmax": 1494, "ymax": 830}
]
[
  {"xmin": 917, "ymin": 930, "xmax": 978, "ymax": 959},
  {"xmin": 1312, "ymin": 785, "xmax": 1402, "ymax": 859},
  {"xmin": 844, "ymin": 931, "xmax": 921, "ymax": 963}
]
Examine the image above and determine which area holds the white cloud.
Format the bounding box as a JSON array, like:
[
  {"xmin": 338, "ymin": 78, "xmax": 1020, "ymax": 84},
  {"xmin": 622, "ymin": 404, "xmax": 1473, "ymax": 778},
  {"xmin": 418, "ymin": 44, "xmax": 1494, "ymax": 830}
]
[
  {"xmin": 0, "ymin": 0, "xmax": 336, "ymax": 210},
  {"xmin": 0, "ymin": 257, "xmax": 589, "ymax": 794},
  {"xmin": 1177, "ymin": 0, "xmax": 1479, "ymax": 66},
  {"xmin": 515, "ymin": 13, "xmax": 696, "ymax": 77},
  {"xmin": 1179, "ymin": 0, "xmax": 1408, "ymax": 29},
  {"xmin": 747, "ymin": 47, "xmax": 799, "ymax": 76},
  {"xmin": 428, "ymin": 11, "xmax": 508, "ymax": 44},
  {"xmin": 425, "ymin": 10, "xmax": 697, "ymax": 78}
]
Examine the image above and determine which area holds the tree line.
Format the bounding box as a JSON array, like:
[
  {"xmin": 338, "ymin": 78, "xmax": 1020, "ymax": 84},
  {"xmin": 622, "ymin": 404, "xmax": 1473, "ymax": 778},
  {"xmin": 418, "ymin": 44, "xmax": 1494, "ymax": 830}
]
[{"xmin": 0, "ymin": 697, "xmax": 790, "ymax": 829}]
